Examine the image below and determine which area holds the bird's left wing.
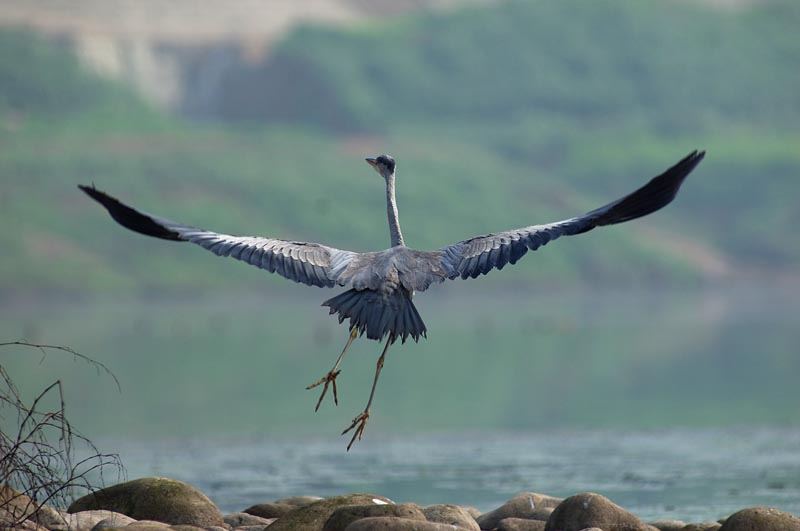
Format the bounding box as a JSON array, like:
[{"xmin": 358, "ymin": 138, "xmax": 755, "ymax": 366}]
[
  {"xmin": 78, "ymin": 185, "xmax": 358, "ymax": 288},
  {"xmin": 426, "ymin": 150, "xmax": 705, "ymax": 285}
]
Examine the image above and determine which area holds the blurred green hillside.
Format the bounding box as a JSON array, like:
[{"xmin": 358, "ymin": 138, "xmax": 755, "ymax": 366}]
[{"xmin": 2, "ymin": 0, "xmax": 799, "ymax": 297}]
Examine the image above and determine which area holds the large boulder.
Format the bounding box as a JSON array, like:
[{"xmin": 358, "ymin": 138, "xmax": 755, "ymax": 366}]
[
  {"xmin": 323, "ymin": 503, "xmax": 426, "ymax": 531},
  {"xmin": 267, "ymin": 493, "xmax": 393, "ymax": 531},
  {"xmin": 478, "ymin": 493, "xmax": 561, "ymax": 530},
  {"xmin": 544, "ymin": 492, "xmax": 651, "ymax": 531},
  {"xmin": 719, "ymin": 507, "xmax": 800, "ymax": 531},
  {"xmin": 67, "ymin": 478, "xmax": 224, "ymax": 527},
  {"xmin": 422, "ymin": 504, "xmax": 479, "ymax": 530}
]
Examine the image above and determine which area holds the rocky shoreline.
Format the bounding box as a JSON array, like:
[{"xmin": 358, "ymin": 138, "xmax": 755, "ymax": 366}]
[{"xmin": 3, "ymin": 477, "xmax": 799, "ymax": 531}]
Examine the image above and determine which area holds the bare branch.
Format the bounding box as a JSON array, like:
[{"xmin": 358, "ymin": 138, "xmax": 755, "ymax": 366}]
[{"xmin": 0, "ymin": 341, "xmax": 125, "ymax": 528}]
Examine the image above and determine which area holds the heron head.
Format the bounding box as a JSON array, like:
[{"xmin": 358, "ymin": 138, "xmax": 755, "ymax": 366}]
[{"xmin": 365, "ymin": 155, "xmax": 396, "ymax": 179}]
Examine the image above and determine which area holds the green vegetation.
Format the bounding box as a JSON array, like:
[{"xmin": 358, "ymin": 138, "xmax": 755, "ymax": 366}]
[
  {"xmin": 2, "ymin": 0, "xmax": 799, "ymax": 298},
  {"xmin": 1, "ymin": 1, "xmax": 799, "ymax": 434}
]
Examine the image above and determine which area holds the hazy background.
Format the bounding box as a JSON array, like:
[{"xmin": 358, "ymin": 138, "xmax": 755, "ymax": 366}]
[{"xmin": 1, "ymin": 0, "xmax": 799, "ymax": 444}]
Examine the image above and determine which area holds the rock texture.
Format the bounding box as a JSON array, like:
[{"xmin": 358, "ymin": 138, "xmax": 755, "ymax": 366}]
[
  {"xmin": 422, "ymin": 504, "xmax": 479, "ymax": 530},
  {"xmin": 719, "ymin": 507, "xmax": 800, "ymax": 531},
  {"xmin": 478, "ymin": 492, "xmax": 561, "ymax": 530},
  {"xmin": 496, "ymin": 517, "xmax": 547, "ymax": 531}
]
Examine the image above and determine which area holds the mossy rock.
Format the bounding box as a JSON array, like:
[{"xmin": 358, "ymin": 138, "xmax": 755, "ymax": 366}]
[
  {"xmin": 68, "ymin": 477, "xmax": 223, "ymax": 527},
  {"xmin": 543, "ymin": 492, "xmax": 651, "ymax": 531},
  {"xmin": 267, "ymin": 493, "xmax": 393, "ymax": 531}
]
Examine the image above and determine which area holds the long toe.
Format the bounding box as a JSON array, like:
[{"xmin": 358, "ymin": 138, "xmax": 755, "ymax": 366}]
[
  {"xmin": 308, "ymin": 370, "xmax": 341, "ymax": 411},
  {"xmin": 342, "ymin": 410, "xmax": 370, "ymax": 451}
]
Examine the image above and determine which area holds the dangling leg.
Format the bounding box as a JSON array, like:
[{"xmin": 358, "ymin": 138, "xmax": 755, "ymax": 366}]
[
  {"xmin": 306, "ymin": 327, "xmax": 358, "ymax": 411},
  {"xmin": 342, "ymin": 336, "xmax": 393, "ymax": 451}
]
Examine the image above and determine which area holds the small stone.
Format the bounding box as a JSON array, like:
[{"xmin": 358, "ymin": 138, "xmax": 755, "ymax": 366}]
[
  {"xmin": 544, "ymin": 492, "xmax": 651, "ymax": 531},
  {"xmin": 243, "ymin": 503, "xmax": 296, "ymax": 519},
  {"xmin": 497, "ymin": 517, "xmax": 547, "ymax": 531},
  {"xmin": 119, "ymin": 524, "xmax": 171, "ymax": 531},
  {"xmin": 1, "ymin": 508, "xmax": 47, "ymax": 531},
  {"xmin": 422, "ymin": 504, "xmax": 479, "ymax": 530},
  {"xmin": 231, "ymin": 526, "xmax": 273, "ymax": 531},
  {"xmin": 323, "ymin": 503, "xmax": 425, "ymax": 531},
  {"xmin": 267, "ymin": 493, "xmax": 394, "ymax": 531},
  {"xmin": 68, "ymin": 477, "xmax": 224, "ymax": 528},
  {"xmin": 169, "ymin": 526, "xmax": 208, "ymax": 531},
  {"xmin": 274, "ymin": 496, "xmax": 323, "ymax": 507},
  {"xmin": 47, "ymin": 510, "xmax": 136, "ymax": 531},
  {"xmin": 478, "ymin": 493, "xmax": 561, "ymax": 530},
  {"xmin": 649, "ymin": 520, "xmax": 687, "ymax": 531},
  {"xmin": 719, "ymin": 507, "xmax": 800, "ymax": 531},
  {"xmin": 681, "ymin": 523, "xmax": 721, "ymax": 531},
  {"xmin": 89, "ymin": 513, "xmax": 139, "ymax": 531},
  {"xmin": 343, "ymin": 517, "xmax": 467, "ymax": 530},
  {"xmin": 223, "ymin": 513, "xmax": 273, "ymax": 527}
]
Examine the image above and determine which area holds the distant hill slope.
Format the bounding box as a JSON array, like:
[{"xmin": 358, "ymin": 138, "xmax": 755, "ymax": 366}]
[{"xmin": 1, "ymin": 0, "xmax": 798, "ymax": 297}]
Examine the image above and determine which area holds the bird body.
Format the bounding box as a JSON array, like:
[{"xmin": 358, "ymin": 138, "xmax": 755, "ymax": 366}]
[{"xmin": 80, "ymin": 150, "xmax": 705, "ymax": 449}]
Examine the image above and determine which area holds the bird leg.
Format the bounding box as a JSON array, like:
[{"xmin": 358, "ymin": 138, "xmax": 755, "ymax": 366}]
[
  {"xmin": 342, "ymin": 337, "xmax": 392, "ymax": 451},
  {"xmin": 307, "ymin": 327, "xmax": 358, "ymax": 411}
]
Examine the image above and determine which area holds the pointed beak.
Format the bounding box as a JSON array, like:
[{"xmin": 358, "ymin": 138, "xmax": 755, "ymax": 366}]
[{"xmin": 365, "ymin": 158, "xmax": 377, "ymax": 168}]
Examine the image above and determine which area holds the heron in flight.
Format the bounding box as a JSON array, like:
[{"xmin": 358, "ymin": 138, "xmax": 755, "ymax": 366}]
[{"xmin": 80, "ymin": 150, "xmax": 704, "ymax": 449}]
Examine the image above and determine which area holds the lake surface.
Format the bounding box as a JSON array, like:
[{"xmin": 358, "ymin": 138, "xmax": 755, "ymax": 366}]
[{"xmin": 106, "ymin": 426, "xmax": 800, "ymax": 524}]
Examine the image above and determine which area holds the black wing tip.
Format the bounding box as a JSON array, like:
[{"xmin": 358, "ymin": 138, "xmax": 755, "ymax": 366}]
[{"xmin": 78, "ymin": 183, "xmax": 182, "ymax": 241}]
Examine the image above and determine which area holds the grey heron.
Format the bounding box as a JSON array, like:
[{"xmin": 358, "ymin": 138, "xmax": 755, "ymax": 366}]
[{"xmin": 79, "ymin": 150, "xmax": 704, "ymax": 449}]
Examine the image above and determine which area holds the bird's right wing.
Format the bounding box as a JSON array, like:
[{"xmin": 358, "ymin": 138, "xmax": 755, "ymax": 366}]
[
  {"xmin": 432, "ymin": 150, "xmax": 705, "ymax": 283},
  {"xmin": 79, "ymin": 185, "xmax": 358, "ymax": 288}
]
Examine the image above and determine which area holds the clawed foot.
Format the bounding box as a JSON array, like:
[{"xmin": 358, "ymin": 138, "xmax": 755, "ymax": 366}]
[
  {"xmin": 342, "ymin": 409, "xmax": 370, "ymax": 451},
  {"xmin": 306, "ymin": 370, "xmax": 341, "ymax": 412}
]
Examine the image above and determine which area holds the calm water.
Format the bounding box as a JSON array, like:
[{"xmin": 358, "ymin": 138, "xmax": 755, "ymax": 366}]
[{"xmin": 106, "ymin": 426, "xmax": 800, "ymax": 524}]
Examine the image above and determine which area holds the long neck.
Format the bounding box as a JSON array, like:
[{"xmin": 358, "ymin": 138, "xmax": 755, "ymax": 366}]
[{"xmin": 385, "ymin": 174, "xmax": 405, "ymax": 247}]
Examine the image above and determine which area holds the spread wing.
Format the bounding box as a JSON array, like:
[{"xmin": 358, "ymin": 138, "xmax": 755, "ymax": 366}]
[
  {"xmin": 431, "ymin": 150, "xmax": 705, "ymax": 283},
  {"xmin": 78, "ymin": 185, "xmax": 358, "ymax": 288}
]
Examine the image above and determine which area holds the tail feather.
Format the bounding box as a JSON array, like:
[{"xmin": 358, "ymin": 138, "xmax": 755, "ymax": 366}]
[{"xmin": 322, "ymin": 288, "xmax": 427, "ymax": 343}]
